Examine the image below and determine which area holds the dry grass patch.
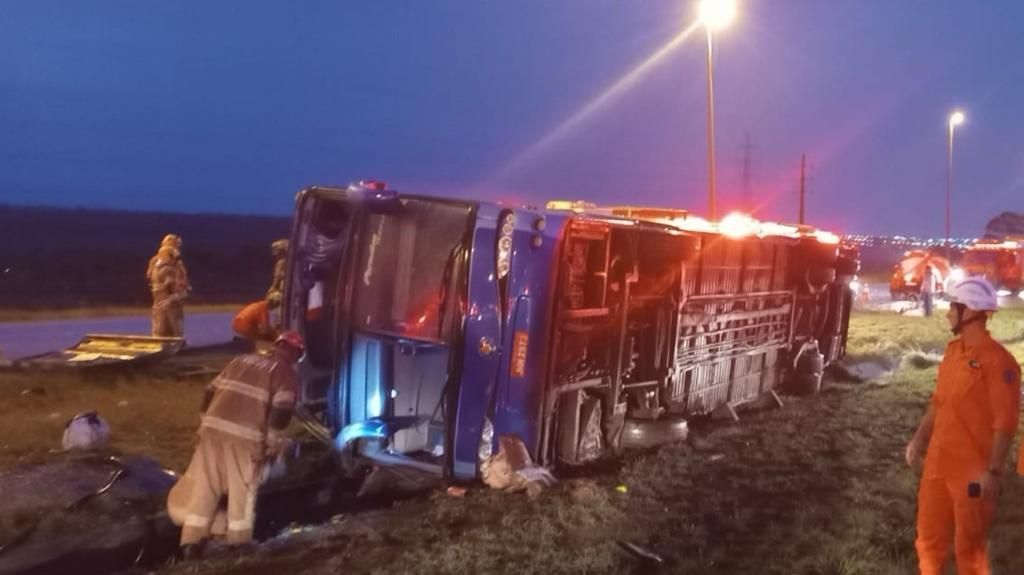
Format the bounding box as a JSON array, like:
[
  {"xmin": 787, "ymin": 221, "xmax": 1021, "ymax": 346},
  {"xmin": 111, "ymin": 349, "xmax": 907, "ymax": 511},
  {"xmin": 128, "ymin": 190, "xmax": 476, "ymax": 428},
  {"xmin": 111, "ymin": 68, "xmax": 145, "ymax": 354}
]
[{"xmin": 0, "ymin": 370, "xmax": 205, "ymax": 471}]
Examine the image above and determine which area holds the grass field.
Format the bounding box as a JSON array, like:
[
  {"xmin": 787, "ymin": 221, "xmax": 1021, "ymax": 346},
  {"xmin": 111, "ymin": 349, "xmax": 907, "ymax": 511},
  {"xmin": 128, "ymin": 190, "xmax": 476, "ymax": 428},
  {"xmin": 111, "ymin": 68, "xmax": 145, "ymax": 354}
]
[
  {"xmin": 2, "ymin": 309, "xmax": 1023, "ymax": 574},
  {"xmin": 0, "ymin": 371, "xmax": 206, "ymax": 471}
]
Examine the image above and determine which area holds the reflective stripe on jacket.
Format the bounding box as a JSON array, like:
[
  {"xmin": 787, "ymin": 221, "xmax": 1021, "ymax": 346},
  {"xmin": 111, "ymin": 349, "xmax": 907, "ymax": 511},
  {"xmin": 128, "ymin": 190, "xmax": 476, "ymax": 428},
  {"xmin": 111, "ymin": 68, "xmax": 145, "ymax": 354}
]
[{"xmin": 200, "ymin": 352, "xmax": 297, "ymax": 447}]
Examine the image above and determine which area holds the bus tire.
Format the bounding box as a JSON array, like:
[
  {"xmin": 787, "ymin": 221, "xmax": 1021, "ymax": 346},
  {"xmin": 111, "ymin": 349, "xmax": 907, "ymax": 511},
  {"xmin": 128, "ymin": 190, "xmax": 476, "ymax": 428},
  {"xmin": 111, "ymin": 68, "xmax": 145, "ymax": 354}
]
[{"xmin": 621, "ymin": 418, "xmax": 689, "ymax": 450}]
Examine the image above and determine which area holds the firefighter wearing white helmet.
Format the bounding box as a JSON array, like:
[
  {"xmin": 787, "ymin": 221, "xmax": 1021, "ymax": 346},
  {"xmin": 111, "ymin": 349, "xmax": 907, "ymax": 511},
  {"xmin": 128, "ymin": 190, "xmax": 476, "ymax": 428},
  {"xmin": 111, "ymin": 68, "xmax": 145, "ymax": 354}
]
[
  {"xmin": 906, "ymin": 276, "xmax": 1021, "ymax": 574},
  {"xmin": 950, "ymin": 275, "xmax": 999, "ymax": 310}
]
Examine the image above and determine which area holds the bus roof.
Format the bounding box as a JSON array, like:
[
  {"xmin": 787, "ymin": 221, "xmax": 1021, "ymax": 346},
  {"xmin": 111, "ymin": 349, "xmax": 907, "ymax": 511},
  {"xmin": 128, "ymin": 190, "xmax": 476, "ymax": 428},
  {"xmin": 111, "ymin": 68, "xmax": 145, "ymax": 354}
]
[{"xmin": 544, "ymin": 201, "xmax": 840, "ymax": 245}]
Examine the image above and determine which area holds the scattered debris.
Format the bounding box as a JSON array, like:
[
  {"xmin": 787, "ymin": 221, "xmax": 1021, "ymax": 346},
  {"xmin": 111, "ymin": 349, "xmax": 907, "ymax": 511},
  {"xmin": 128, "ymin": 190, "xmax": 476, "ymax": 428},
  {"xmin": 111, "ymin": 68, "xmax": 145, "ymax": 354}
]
[
  {"xmin": 481, "ymin": 435, "xmax": 557, "ymax": 497},
  {"xmin": 284, "ymin": 524, "xmax": 317, "ymax": 536},
  {"xmin": 709, "ymin": 454, "xmax": 726, "ymax": 462},
  {"xmin": 62, "ymin": 411, "xmax": 110, "ymax": 451},
  {"xmin": 117, "ymin": 400, "xmax": 129, "ymax": 408},
  {"xmin": 356, "ymin": 464, "xmax": 442, "ymax": 498},
  {"xmin": 616, "ymin": 540, "xmax": 665, "ymax": 565},
  {"xmin": 446, "ymin": 486, "xmax": 467, "ymax": 498},
  {"xmin": 20, "ymin": 387, "xmax": 47, "ymax": 397},
  {"xmin": 567, "ymin": 479, "xmax": 602, "ymax": 504},
  {"xmin": 615, "ymin": 484, "xmax": 629, "ymax": 494},
  {"xmin": 825, "ymin": 355, "xmax": 897, "ymax": 384},
  {"xmin": 901, "ymin": 350, "xmax": 943, "ymax": 370}
]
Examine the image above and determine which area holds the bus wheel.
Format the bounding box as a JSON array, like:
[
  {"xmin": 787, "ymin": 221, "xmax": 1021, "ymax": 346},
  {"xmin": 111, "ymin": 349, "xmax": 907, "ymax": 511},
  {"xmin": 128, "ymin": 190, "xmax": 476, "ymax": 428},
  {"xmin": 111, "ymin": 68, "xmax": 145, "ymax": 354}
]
[{"xmin": 621, "ymin": 418, "xmax": 689, "ymax": 450}]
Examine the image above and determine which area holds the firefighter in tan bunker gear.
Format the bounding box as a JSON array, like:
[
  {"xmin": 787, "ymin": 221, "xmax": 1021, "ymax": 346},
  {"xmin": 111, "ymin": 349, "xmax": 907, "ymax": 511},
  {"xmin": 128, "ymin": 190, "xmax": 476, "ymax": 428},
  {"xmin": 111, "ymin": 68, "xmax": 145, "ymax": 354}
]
[
  {"xmin": 178, "ymin": 331, "xmax": 303, "ymax": 555},
  {"xmin": 147, "ymin": 235, "xmax": 189, "ymax": 288},
  {"xmin": 151, "ymin": 246, "xmax": 186, "ymax": 337},
  {"xmin": 265, "ymin": 239, "xmax": 288, "ymax": 308}
]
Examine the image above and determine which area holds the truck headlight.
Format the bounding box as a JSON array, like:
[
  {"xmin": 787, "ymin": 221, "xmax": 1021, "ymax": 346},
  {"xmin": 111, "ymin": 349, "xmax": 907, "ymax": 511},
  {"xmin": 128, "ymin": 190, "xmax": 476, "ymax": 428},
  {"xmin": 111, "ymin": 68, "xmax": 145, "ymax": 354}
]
[{"xmin": 478, "ymin": 416, "xmax": 495, "ymax": 465}]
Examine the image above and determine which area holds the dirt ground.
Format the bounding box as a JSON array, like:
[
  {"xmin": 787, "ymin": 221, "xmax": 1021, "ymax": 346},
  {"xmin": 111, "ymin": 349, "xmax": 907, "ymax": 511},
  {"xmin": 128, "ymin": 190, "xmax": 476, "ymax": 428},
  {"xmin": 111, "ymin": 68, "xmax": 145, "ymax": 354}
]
[{"xmin": 2, "ymin": 309, "xmax": 1024, "ymax": 574}]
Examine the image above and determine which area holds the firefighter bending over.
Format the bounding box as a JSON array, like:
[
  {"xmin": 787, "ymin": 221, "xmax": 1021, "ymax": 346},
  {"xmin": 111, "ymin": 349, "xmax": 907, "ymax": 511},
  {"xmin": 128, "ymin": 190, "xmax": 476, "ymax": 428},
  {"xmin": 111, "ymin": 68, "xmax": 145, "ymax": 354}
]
[
  {"xmin": 232, "ymin": 293, "xmax": 282, "ymax": 343},
  {"xmin": 905, "ymin": 277, "xmax": 1021, "ymax": 575},
  {"xmin": 151, "ymin": 246, "xmax": 187, "ymax": 337},
  {"xmin": 179, "ymin": 330, "xmax": 303, "ymax": 557}
]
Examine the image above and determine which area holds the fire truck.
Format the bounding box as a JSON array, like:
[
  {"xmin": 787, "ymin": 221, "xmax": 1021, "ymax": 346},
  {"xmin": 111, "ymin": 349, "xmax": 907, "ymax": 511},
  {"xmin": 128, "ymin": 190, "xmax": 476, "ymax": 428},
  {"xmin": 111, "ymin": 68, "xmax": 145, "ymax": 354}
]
[
  {"xmin": 960, "ymin": 238, "xmax": 1024, "ymax": 296},
  {"xmin": 888, "ymin": 250, "xmax": 952, "ymax": 301},
  {"xmin": 282, "ymin": 182, "xmax": 857, "ymax": 480}
]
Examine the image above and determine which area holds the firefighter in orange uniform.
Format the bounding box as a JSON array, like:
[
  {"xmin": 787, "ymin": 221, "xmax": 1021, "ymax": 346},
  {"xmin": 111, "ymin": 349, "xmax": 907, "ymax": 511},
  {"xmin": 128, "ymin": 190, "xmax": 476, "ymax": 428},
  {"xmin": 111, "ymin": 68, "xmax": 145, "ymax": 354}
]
[
  {"xmin": 906, "ymin": 277, "xmax": 1021, "ymax": 575},
  {"xmin": 232, "ymin": 294, "xmax": 281, "ymax": 343}
]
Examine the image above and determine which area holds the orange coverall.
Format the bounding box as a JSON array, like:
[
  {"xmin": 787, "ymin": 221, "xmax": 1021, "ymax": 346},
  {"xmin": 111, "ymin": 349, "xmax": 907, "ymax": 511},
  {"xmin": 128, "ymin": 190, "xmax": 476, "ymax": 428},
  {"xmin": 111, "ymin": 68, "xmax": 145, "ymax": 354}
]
[
  {"xmin": 232, "ymin": 301, "xmax": 276, "ymax": 342},
  {"xmin": 916, "ymin": 332, "xmax": 1021, "ymax": 575}
]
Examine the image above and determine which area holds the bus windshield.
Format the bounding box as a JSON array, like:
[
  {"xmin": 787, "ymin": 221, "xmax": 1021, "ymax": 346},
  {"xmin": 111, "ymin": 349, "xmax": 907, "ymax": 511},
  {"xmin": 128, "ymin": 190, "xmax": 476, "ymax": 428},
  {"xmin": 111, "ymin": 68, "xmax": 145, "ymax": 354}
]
[{"xmin": 350, "ymin": 199, "xmax": 472, "ymax": 343}]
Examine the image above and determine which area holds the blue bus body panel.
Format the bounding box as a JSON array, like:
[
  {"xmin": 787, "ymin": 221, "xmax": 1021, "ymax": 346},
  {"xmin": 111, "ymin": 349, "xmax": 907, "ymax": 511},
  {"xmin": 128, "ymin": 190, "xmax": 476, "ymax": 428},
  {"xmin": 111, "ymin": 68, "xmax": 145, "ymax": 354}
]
[
  {"xmin": 451, "ymin": 204, "xmax": 504, "ymax": 479},
  {"xmin": 491, "ymin": 211, "xmax": 567, "ymax": 460}
]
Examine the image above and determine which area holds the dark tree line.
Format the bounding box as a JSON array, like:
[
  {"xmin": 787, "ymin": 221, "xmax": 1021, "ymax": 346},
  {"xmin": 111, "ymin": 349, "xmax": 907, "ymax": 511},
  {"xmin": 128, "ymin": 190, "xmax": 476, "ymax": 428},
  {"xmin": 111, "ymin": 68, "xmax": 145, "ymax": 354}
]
[{"xmin": 0, "ymin": 205, "xmax": 291, "ymax": 308}]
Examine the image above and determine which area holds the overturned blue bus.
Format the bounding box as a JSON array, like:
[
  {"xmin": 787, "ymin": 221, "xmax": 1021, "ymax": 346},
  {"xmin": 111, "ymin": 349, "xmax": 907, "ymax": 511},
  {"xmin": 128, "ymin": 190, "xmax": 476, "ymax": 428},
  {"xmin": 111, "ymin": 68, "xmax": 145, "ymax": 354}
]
[{"xmin": 283, "ymin": 182, "xmax": 857, "ymax": 481}]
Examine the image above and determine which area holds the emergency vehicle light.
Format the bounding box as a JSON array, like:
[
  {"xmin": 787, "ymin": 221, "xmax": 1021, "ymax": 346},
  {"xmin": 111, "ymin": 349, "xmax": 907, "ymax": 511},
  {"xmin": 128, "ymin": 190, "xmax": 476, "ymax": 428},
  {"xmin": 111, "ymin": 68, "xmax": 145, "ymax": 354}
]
[
  {"xmin": 347, "ymin": 179, "xmax": 397, "ymax": 200},
  {"xmin": 758, "ymin": 222, "xmax": 801, "ymax": 239},
  {"xmin": 814, "ymin": 231, "xmax": 841, "ymax": 245},
  {"xmin": 719, "ymin": 212, "xmax": 758, "ymax": 239},
  {"xmin": 358, "ymin": 180, "xmax": 387, "ymax": 191},
  {"xmin": 546, "ymin": 200, "xmax": 596, "ymax": 212}
]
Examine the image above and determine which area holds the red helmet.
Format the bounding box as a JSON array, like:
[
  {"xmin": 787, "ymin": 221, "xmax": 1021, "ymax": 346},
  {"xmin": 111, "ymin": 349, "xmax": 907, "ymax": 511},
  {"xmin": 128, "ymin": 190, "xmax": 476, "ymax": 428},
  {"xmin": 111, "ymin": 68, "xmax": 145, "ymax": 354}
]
[{"xmin": 274, "ymin": 330, "xmax": 305, "ymax": 353}]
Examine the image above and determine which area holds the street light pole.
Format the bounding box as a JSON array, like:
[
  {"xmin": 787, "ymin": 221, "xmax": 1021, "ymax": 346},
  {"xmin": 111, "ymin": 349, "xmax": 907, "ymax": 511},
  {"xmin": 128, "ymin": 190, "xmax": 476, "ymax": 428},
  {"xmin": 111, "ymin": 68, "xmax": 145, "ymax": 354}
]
[
  {"xmin": 704, "ymin": 26, "xmax": 718, "ymax": 220},
  {"xmin": 946, "ymin": 110, "xmax": 965, "ymax": 261},
  {"xmin": 696, "ymin": 0, "xmax": 736, "ymax": 221}
]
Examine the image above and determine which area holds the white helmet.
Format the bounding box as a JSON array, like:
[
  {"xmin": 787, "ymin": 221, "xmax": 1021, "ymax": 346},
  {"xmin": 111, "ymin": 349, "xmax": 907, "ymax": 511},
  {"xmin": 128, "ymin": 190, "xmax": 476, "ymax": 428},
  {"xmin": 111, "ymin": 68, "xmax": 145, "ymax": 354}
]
[{"xmin": 948, "ymin": 276, "xmax": 998, "ymax": 311}]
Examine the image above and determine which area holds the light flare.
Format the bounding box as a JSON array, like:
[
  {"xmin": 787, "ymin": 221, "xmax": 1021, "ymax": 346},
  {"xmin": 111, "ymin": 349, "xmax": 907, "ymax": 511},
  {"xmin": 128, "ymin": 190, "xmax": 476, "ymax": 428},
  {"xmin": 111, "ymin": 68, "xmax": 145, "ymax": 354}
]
[
  {"xmin": 719, "ymin": 212, "xmax": 758, "ymax": 238},
  {"xmin": 485, "ymin": 22, "xmax": 703, "ymax": 186},
  {"xmin": 698, "ymin": 0, "xmax": 738, "ymax": 30}
]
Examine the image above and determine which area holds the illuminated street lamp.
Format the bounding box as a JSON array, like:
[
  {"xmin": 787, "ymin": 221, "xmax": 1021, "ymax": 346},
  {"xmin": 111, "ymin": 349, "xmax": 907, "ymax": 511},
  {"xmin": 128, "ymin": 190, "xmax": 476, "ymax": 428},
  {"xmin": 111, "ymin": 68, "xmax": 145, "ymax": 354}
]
[
  {"xmin": 946, "ymin": 110, "xmax": 965, "ymax": 259},
  {"xmin": 697, "ymin": 0, "xmax": 737, "ymax": 220}
]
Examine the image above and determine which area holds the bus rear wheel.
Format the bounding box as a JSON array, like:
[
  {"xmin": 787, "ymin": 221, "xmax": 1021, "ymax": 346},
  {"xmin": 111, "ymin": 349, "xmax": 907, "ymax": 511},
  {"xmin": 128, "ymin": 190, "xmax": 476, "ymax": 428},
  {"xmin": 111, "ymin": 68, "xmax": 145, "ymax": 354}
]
[{"xmin": 620, "ymin": 418, "xmax": 690, "ymax": 450}]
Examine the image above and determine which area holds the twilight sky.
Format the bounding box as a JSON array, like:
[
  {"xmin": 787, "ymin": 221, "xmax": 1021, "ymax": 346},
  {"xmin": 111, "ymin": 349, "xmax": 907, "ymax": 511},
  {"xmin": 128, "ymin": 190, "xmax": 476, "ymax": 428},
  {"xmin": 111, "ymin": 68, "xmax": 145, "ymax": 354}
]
[{"xmin": 2, "ymin": 1, "xmax": 1023, "ymax": 236}]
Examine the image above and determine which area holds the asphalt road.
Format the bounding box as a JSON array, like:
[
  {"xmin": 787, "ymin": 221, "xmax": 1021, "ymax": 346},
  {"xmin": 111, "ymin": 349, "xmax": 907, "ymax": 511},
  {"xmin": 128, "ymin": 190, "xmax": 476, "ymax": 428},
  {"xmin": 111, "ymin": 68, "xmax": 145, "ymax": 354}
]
[{"xmin": 0, "ymin": 312, "xmax": 235, "ymax": 359}]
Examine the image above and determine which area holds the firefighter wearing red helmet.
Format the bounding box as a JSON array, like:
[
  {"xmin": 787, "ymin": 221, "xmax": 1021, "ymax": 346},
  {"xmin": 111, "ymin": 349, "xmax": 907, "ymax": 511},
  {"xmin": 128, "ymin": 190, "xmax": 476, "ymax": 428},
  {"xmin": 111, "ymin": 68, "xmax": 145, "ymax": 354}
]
[
  {"xmin": 906, "ymin": 277, "xmax": 1021, "ymax": 575},
  {"xmin": 176, "ymin": 330, "xmax": 304, "ymax": 557}
]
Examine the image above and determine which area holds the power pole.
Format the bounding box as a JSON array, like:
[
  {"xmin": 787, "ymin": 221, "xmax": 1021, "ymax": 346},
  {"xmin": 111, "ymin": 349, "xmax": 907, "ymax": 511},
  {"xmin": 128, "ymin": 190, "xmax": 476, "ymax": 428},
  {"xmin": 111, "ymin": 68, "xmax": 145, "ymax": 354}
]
[
  {"xmin": 798, "ymin": 153, "xmax": 807, "ymax": 225},
  {"xmin": 742, "ymin": 133, "xmax": 752, "ymax": 211}
]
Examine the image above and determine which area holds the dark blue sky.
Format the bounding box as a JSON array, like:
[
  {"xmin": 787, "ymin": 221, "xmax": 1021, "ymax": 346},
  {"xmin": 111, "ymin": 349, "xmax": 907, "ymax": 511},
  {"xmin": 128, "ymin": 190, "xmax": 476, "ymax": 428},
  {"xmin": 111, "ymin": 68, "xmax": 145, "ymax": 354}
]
[{"xmin": 2, "ymin": 1, "xmax": 1022, "ymax": 236}]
